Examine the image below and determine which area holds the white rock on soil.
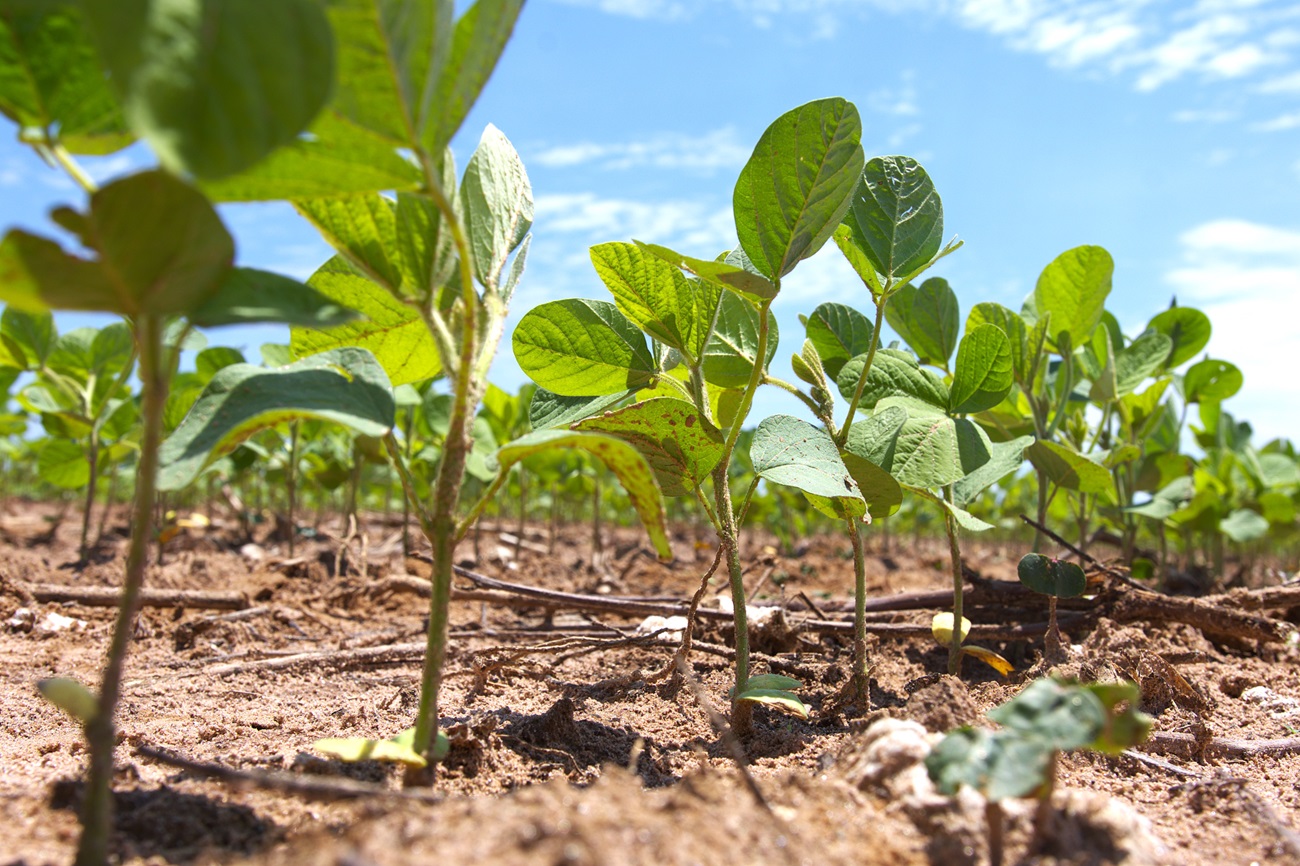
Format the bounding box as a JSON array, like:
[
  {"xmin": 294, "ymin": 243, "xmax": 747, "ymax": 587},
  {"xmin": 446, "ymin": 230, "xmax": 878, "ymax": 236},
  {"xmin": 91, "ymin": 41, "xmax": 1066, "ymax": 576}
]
[{"xmin": 36, "ymin": 611, "xmax": 86, "ymax": 635}]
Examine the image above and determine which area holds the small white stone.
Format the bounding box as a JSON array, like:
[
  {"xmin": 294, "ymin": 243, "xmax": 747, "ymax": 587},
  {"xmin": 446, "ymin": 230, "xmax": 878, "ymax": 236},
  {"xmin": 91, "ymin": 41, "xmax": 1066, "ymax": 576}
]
[{"xmin": 37, "ymin": 611, "xmax": 86, "ymax": 634}]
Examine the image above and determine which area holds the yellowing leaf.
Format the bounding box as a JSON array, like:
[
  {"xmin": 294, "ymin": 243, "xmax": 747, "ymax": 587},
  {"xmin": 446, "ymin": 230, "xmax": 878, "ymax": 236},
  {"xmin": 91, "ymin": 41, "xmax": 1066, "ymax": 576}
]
[
  {"xmin": 961, "ymin": 645, "xmax": 1014, "ymax": 677},
  {"xmin": 315, "ymin": 727, "xmax": 429, "ymax": 767}
]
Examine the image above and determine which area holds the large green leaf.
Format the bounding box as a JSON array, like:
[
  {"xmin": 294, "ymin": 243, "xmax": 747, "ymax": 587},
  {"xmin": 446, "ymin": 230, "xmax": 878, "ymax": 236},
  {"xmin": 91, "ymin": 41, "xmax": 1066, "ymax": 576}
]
[
  {"xmin": 885, "ymin": 277, "xmax": 959, "ymax": 369},
  {"xmin": 85, "ymin": 0, "xmax": 334, "ymax": 179},
  {"xmin": 463, "ymin": 124, "xmax": 532, "ymax": 293},
  {"xmin": 528, "ymin": 388, "xmax": 633, "ymax": 430},
  {"xmin": 497, "ymin": 429, "xmax": 670, "ymax": 559},
  {"xmin": 421, "ymin": 0, "xmax": 524, "ymax": 155},
  {"xmin": 513, "ymin": 298, "xmax": 656, "ymax": 397},
  {"xmin": 636, "ymin": 241, "xmax": 777, "ymax": 304},
  {"xmin": 0, "ymin": 307, "xmax": 52, "ymax": 369},
  {"xmin": 835, "ymin": 348, "xmax": 948, "ymax": 413},
  {"xmin": 1147, "ymin": 306, "xmax": 1210, "ymax": 371},
  {"xmin": 844, "ymin": 155, "xmax": 943, "ymax": 282},
  {"xmin": 1113, "ymin": 330, "xmax": 1172, "ymax": 397},
  {"xmin": 190, "ymin": 268, "xmax": 358, "ymax": 329},
  {"xmin": 949, "ymin": 323, "xmax": 1012, "ymax": 415},
  {"xmin": 803, "ymin": 302, "xmax": 873, "ymax": 381},
  {"xmin": 158, "ymin": 347, "xmax": 395, "ymax": 490},
  {"xmin": 291, "ymin": 256, "xmax": 440, "ymax": 386},
  {"xmin": 733, "ymin": 97, "xmax": 863, "ymax": 280},
  {"xmin": 396, "ymin": 158, "xmax": 458, "ymax": 301},
  {"xmin": 37, "ymin": 437, "xmax": 88, "ymax": 489},
  {"xmin": 0, "ymin": 5, "xmax": 131, "ymax": 154},
  {"xmin": 966, "ymin": 302, "xmax": 1034, "ymax": 388},
  {"xmin": 591, "ymin": 242, "xmax": 711, "ymax": 361},
  {"xmin": 1183, "ymin": 358, "xmax": 1242, "ymax": 404},
  {"xmin": 751, "ymin": 414, "xmax": 864, "ymax": 519},
  {"xmin": 295, "ymin": 195, "xmax": 402, "ymax": 292},
  {"xmin": 702, "ymin": 291, "xmax": 778, "ymax": 389},
  {"xmin": 201, "ymin": 112, "xmax": 424, "ymax": 202},
  {"xmin": 1026, "ymin": 440, "xmax": 1115, "ymax": 498},
  {"xmin": 842, "ymin": 406, "xmax": 907, "ymax": 518},
  {"xmin": 1220, "ymin": 508, "xmax": 1269, "ymax": 543},
  {"xmin": 987, "ymin": 678, "xmax": 1108, "ymax": 753},
  {"xmin": 0, "ymin": 170, "xmax": 234, "ymax": 316},
  {"xmin": 1033, "ymin": 245, "xmax": 1112, "ymax": 351},
  {"xmin": 953, "ymin": 434, "xmax": 1033, "ymax": 506},
  {"xmin": 886, "ymin": 405, "xmax": 991, "ymax": 490},
  {"xmin": 574, "ymin": 397, "xmax": 722, "ymax": 496}
]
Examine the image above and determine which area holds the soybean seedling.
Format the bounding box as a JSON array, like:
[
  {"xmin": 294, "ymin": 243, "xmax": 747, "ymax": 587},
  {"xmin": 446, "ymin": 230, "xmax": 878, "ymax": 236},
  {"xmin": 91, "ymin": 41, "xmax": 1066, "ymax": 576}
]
[
  {"xmin": 1017, "ymin": 553, "xmax": 1087, "ymax": 662},
  {"xmin": 926, "ymin": 678, "xmax": 1152, "ymax": 866}
]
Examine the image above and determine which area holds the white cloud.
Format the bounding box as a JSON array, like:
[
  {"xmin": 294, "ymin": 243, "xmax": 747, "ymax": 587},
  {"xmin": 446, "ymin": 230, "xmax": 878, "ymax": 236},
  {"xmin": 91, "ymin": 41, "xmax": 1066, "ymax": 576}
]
[
  {"xmin": 1165, "ymin": 218, "xmax": 1300, "ymax": 443},
  {"xmin": 530, "ymin": 128, "xmax": 750, "ymax": 173},
  {"xmin": 1258, "ymin": 69, "xmax": 1300, "ymax": 91},
  {"xmin": 1250, "ymin": 110, "xmax": 1300, "ymax": 131},
  {"xmin": 868, "ymin": 71, "xmax": 921, "ymax": 117},
  {"xmin": 535, "ymin": 192, "xmax": 735, "ymax": 251},
  {"xmin": 1172, "ymin": 108, "xmax": 1238, "ymax": 122}
]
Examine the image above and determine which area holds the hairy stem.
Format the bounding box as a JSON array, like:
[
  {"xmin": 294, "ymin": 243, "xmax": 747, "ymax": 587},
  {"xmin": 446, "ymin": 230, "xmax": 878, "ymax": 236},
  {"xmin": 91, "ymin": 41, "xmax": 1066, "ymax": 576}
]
[
  {"xmin": 944, "ymin": 484, "xmax": 964, "ymax": 676},
  {"xmin": 76, "ymin": 314, "xmax": 167, "ymax": 866},
  {"xmin": 846, "ymin": 512, "xmax": 869, "ymax": 707}
]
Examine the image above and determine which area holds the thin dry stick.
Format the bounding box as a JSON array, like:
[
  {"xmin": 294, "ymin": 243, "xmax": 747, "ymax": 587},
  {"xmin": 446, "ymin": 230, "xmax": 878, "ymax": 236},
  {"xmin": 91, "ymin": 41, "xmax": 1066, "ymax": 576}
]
[
  {"xmin": 675, "ymin": 656, "xmax": 771, "ymax": 814},
  {"xmin": 23, "ymin": 584, "xmax": 248, "ymax": 610},
  {"xmin": 1019, "ymin": 514, "xmax": 1144, "ymax": 588},
  {"xmin": 134, "ymin": 744, "xmax": 441, "ymax": 803},
  {"xmin": 204, "ymin": 642, "xmax": 426, "ymax": 676},
  {"xmin": 650, "ymin": 547, "xmax": 724, "ymax": 685},
  {"xmin": 1143, "ymin": 731, "xmax": 1300, "ymax": 759}
]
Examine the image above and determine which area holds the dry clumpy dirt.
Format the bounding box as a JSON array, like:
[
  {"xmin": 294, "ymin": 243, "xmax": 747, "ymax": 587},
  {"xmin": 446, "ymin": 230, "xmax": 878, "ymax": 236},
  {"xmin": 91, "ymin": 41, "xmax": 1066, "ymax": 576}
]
[{"xmin": 2, "ymin": 500, "xmax": 1300, "ymax": 866}]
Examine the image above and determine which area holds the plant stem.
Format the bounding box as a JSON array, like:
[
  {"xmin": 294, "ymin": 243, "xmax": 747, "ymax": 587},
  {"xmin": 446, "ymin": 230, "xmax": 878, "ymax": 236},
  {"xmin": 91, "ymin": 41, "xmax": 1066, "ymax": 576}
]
[
  {"xmin": 80, "ymin": 437, "xmax": 98, "ymax": 561},
  {"xmin": 76, "ymin": 314, "xmax": 166, "ymax": 866},
  {"xmin": 286, "ymin": 422, "xmax": 299, "ymax": 557},
  {"xmin": 712, "ymin": 461, "xmax": 752, "ymax": 736},
  {"xmin": 986, "ymin": 800, "xmax": 1005, "ymax": 866},
  {"xmin": 943, "ymin": 484, "xmax": 964, "ymax": 676},
  {"xmin": 836, "ymin": 300, "xmax": 887, "ymax": 448},
  {"xmin": 846, "ymin": 511, "xmax": 869, "ymax": 707}
]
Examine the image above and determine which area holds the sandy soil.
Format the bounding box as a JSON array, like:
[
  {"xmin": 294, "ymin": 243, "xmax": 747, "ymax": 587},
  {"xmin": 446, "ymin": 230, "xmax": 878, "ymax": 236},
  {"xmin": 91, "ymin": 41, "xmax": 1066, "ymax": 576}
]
[{"xmin": 2, "ymin": 500, "xmax": 1300, "ymax": 866}]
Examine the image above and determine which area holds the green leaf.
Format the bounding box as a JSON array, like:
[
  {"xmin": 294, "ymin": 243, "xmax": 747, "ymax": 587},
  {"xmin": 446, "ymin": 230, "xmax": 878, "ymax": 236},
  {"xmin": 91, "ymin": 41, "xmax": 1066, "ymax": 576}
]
[
  {"xmin": 1220, "ymin": 508, "xmax": 1269, "ymax": 543},
  {"xmin": 702, "ymin": 291, "xmax": 779, "ymax": 390},
  {"xmin": 37, "ymin": 677, "xmax": 98, "ymax": 723},
  {"xmin": 885, "ymin": 278, "xmax": 959, "ymax": 368},
  {"xmin": 195, "ymin": 346, "xmax": 244, "ymax": 382},
  {"xmin": 733, "ymin": 97, "xmax": 863, "ymax": 280},
  {"xmin": 1147, "ymin": 306, "xmax": 1211, "ymax": 370},
  {"xmin": 0, "ymin": 307, "xmax": 53, "ymax": 368},
  {"xmin": 886, "ymin": 408, "xmax": 991, "ymax": 491},
  {"xmin": 636, "ymin": 241, "xmax": 777, "ymax": 303},
  {"xmin": 291, "ymin": 256, "xmax": 441, "ymax": 386},
  {"xmin": 967, "ymin": 302, "xmax": 1034, "ymax": 389},
  {"xmin": 988, "ymin": 678, "xmax": 1106, "ymax": 753},
  {"xmin": 0, "ymin": 170, "xmax": 234, "ymax": 316},
  {"xmin": 463, "ymin": 124, "xmax": 532, "ymax": 293},
  {"xmin": 513, "ymin": 298, "xmax": 656, "ymax": 397},
  {"xmin": 190, "ymin": 268, "xmax": 358, "ymax": 329},
  {"xmin": 742, "ymin": 674, "xmax": 802, "ymax": 692},
  {"xmin": 1113, "ymin": 331, "xmax": 1172, "ymax": 397},
  {"xmin": 734, "ymin": 688, "xmax": 809, "ymax": 719},
  {"xmin": 85, "ymin": 0, "xmax": 334, "ymax": 179},
  {"xmin": 832, "ymin": 223, "xmax": 885, "ymax": 299},
  {"xmin": 1183, "ymin": 358, "xmax": 1242, "ymax": 404},
  {"xmin": 1017, "ymin": 553, "xmax": 1087, "ymax": 599},
  {"xmin": 528, "ymin": 388, "xmax": 633, "ymax": 430},
  {"xmin": 295, "ymin": 194, "xmax": 402, "ymax": 292},
  {"xmin": 953, "ymin": 435, "xmax": 1033, "ymax": 506},
  {"xmin": 835, "ymin": 348, "xmax": 948, "ymax": 413},
  {"xmin": 1033, "ymin": 245, "xmax": 1113, "ymax": 351},
  {"xmin": 844, "ymin": 155, "xmax": 944, "ymax": 282},
  {"xmin": 421, "ymin": 0, "xmax": 524, "ymax": 155},
  {"xmin": 261, "ymin": 343, "xmax": 293, "ymax": 368},
  {"xmin": 574, "ymin": 398, "xmax": 722, "ymax": 496},
  {"xmin": 201, "ymin": 112, "xmax": 424, "ymax": 202},
  {"xmin": 157, "ymin": 347, "xmax": 395, "ymax": 491},
  {"xmin": 842, "ymin": 407, "xmax": 907, "ymax": 518},
  {"xmin": 0, "ymin": 6, "xmax": 131, "ymax": 154},
  {"xmin": 949, "ymin": 323, "xmax": 1013, "ymax": 415},
  {"xmin": 37, "ymin": 437, "xmax": 88, "ymax": 489},
  {"xmin": 591, "ymin": 242, "xmax": 711, "ymax": 360},
  {"xmin": 497, "ymin": 429, "xmax": 670, "ymax": 560},
  {"xmin": 804, "ymin": 302, "xmax": 873, "ymax": 381},
  {"xmin": 751, "ymin": 415, "xmax": 864, "ymax": 517},
  {"xmin": 1026, "ymin": 440, "xmax": 1115, "ymax": 498},
  {"xmin": 396, "ymin": 165, "xmax": 458, "ymax": 301}
]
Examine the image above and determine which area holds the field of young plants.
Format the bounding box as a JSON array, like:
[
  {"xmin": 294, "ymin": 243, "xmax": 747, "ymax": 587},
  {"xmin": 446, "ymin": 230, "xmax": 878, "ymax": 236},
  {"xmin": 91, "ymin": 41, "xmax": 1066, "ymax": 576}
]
[{"xmin": 3, "ymin": 3, "xmax": 1300, "ymax": 866}]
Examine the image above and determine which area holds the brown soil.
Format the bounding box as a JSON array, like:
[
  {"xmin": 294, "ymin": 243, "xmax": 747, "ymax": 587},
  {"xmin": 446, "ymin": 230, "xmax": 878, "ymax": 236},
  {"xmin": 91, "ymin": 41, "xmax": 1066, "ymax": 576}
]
[{"xmin": 3, "ymin": 501, "xmax": 1300, "ymax": 866}]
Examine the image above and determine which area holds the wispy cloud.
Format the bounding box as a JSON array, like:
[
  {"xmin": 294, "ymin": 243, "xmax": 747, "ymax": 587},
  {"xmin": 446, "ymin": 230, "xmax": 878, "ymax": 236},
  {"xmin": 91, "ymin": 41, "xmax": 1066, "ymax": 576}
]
[
  {"xmin": 868, "ymin": 70, "xmax": 921, "ymax": 117},
  {"xmin": 556, "ymin": 1, "xmax": 1300, "ymax": 95},
  {"xmin": 530, "ymin": 128, "xmax": 750, "ymax": 174},
  {"xmin": 1172, "ymin": 108, "xmax": 1238, "ymax": 122},
  {"xmin": 1165, "ymin": 218, "xmax": 1300, "ymax": 443},
  {"xmin": 1250, "ymin": 109, "xmax": 1300, "ymax": 131}
]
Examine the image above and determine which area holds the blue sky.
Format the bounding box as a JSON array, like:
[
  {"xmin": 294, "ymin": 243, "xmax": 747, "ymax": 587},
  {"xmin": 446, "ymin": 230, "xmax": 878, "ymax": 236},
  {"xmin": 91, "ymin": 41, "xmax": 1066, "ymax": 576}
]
[{"xmin": 3, "ymin": 0, "xmax": 1299, "ymax": 442}]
